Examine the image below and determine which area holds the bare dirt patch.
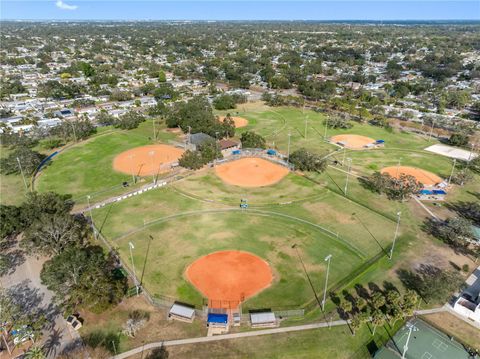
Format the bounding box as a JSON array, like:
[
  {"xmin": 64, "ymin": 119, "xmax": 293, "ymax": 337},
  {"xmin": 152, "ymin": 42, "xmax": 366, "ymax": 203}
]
[
  {"xmin": 381, "ymin": 166, "xmax": 443, "ymax": 186},
  {"xmin": 330, "ymin": 134, "xmax": 376, "ymax": 149},
  {"xmin": 185, "ymin": 250, "xmax": 273, "ymax": 309},
  {"xmin": 215, "ymin": 157, "xmax": 289, "ymax": 187},
  {"xmin": 219, "ymin": 116, "xmax": 249, "ymax": 128},
  {"xmin": 113, "ymin": 144, "xmax": 184, "ymax": 176}
]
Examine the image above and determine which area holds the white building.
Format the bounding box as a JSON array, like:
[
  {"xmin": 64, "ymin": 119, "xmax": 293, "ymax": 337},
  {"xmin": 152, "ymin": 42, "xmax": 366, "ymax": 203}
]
[{"xmin": 452, "ymin": 267, "xmax": 480, "ymax": 325}]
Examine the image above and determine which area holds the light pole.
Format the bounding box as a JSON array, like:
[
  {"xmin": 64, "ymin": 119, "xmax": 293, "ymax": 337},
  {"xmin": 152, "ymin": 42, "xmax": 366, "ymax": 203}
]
[
  {"xmin": 86, "ymin": 195, "xmax": 98, "ymax": 241},
  {"xmin": 287, "ymin": 132, "xmax": 291, "ymax": 164},
  {"xmin": 448, "ymin": 158, "xmax": 456, "ymax": 186},
  {"xmin": 152, "ymin": 118, "xmax": 156, "ymax": 141},
  {"xmin": 396, "ymin": 158, "xmax": 402, "ymax": 179},
  {"xmin": 16, "ymin": 157, "xmax": 28, "ymax": 191},
  {"xmin": 389, "ymin": 211, "xmax": 402, "ymax": 260},
  {"xmin": 148, "ymin": 150, "xmax": 156, "ymax": 184},
  {"xmin": 304, "ymin": 115, "xmax": 308, "ymax": 140},
  {"xmin": 322, "ymin": 254, "xmax": 332, "ymax": 312},
  {"xmin": 140, "ymin": 235, "xmax": 154, "ymax": 287},
  {"xmin": 129, "ymin": 242, "xmax": 139, "ymax": 296},
  {"xmin": 128, "ymin": 154, "xmax": 136, "ymax": 184},
  {"xmin": 402, "ymin": 322, "xmax": 419, "ymax": 359},
  {"xmin": 344, "ymin": 158, "xmax": 352, "ymax": 196},
  {"xmin": 342, "ymin": 147, "xmax": 346, "ymax": 166}
]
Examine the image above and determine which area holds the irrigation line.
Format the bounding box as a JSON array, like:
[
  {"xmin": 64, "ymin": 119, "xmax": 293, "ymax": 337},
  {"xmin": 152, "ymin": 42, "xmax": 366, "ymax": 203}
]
[{"xmin": 110, "ymin": 208, "xmax": 367, "ymax": 259}]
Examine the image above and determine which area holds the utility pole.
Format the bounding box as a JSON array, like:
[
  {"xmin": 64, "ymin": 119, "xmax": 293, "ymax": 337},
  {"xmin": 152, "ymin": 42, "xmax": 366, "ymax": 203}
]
[
  {"xmin": 70, "ymin": 120, "xmax": 77, "ymax": 142},
  {"xmin": 304, "ymin": 115, "xmax": 308, "ymax": 140},
  {"xmin": 129, "ymin": 154, "xmax": 136, "ymax": 184},
  {"xmin": 322, "ymin": 254, "xmax": 332, "ymax": 311},
  {"xmin": 287, "ymin": 132, "xmax": 291, "ymax": 165},
  {"xmin": 129, "ymin": 242, "xmax": 139, "ymax": 296},
  {"xmin": 149, "ymin": 150, "xmax": 156, "ymax": 184},
  {"xmin": 389, "ymin": 211, "xmax": 402, "ymax": 260},
  {"xmin": 152, "ymin": 118, "xmax": 156, "ymax": 141},
  {"xmin": 402, "ymin": 322, "xmax": 419, "ymax": 359},
  {"xmin": 214, "ymin": 131, "xmax": 219, "ymax": 167},
  {"xmin": 16, "ymin": 157, "xmax": 28, "ymax": 191},
  {"xmin": 344, "ymin": 158, "xmax": 352, "ymax": 195},
  {"xmin": 448, "ymin": 158, "xmax": 456, "ymax": 186},
  {"xmin": 324, "ymin": 117, "xmax": 328, "ymax": 141},
  {"xmin": 428, "ymin": 118, "xmax": 436, "ymax": 142},
  {"xmin": 86, "ymin": 195, "xmax": 98, "ymax": 241}
]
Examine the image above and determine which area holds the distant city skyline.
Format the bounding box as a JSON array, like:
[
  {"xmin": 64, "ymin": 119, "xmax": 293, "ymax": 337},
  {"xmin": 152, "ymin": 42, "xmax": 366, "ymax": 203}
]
[{"xmin": 2, "ymin": 1, "xmax": 479, "ymax": 21}]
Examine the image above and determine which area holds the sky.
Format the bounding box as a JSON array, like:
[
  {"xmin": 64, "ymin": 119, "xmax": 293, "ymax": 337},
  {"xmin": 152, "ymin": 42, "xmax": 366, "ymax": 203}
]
[{"xmin": 1, "ymin": 1, "xmax": 479, "ymax": 21}]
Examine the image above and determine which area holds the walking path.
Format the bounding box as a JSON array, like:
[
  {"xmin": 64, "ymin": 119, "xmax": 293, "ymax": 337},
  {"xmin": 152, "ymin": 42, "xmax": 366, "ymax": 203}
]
[
  {"xmin": 412, "ymin": 196, "xmax": 440, "ymax": 219},
  {"xmin": 112, "ymin": 319, "xmax": 350, "ymax": 359},
  {"xmin": 112, "ymin": 307, "xmax": 446, "ymax": 359}
]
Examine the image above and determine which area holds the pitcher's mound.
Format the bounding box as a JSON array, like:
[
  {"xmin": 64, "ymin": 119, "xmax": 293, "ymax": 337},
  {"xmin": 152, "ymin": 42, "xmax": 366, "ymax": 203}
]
[
  {"xmin": 215, "ymin": 157, "xmax": 289, "ymax": 187},
  {"xmin": 113, "ymin": 144, "xmax": 184, "ymax": 176},
  {"xmin": 186, "ymin": 250, "xmax": 273, "ymax": 309},
  {"xmin": 381, "ymin": 166, "xmax": 442, "ymax": 186},
  {"xmin": 331, "ymin": 134, "xmax": 376, "ymax": 149},
  {"xmin": 219, "ymin": 116, "xmax": 249, "ymax": 128}
]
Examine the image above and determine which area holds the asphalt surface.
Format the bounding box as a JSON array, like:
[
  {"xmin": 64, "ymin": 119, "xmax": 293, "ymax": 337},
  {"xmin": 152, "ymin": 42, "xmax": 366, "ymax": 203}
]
[{"xmin": 1, "ymin": 251, "xmax": 82, "ymax": 358}]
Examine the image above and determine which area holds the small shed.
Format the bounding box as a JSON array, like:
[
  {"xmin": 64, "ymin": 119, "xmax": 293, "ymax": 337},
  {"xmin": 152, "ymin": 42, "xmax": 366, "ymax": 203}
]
[
  {"xmin": 207, "ymin": 313, "xmax": 228, "ymax": 328},
  {"xmin": 250, "ymin": 311, "xmax": 278, "ymax": 328},
  {"xmin": 168, "ymin": 303, "xmax": 195, "ymax": 323}
]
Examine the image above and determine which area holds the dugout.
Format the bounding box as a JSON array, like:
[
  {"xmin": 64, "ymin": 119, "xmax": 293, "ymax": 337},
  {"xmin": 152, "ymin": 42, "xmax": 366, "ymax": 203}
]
[
  {"xmin": 250, "ymin": 311, "xmax": 278, "ymax": 328},
  {"xmin": 168, "ymin": 303, "xmax": 195, "ymax": 323}
]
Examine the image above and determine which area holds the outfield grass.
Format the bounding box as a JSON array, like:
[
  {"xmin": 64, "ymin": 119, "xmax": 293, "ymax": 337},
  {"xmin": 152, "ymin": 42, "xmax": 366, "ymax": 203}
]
[
  {"xmin": 173, "ymin": 170, "xmax": 326, "ymax": 206},
  {"xmin": 110, "ymin": 210, "xmax": 364, "ymax": 310},
  {"xmin": 36, "ymin": 121, "xmax": 178, "ymax": 202}
]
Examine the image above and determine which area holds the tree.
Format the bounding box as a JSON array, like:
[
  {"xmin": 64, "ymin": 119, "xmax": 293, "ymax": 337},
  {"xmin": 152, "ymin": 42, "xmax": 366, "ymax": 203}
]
[
  {"xmin": 424, "ymin": 217, "xmax": 474, "ymax": 248},
  {"xmin": 114, "ymin": 111, "xmax": 146, "ymax": 130},
  {"xmin": 289, "ymin": 148, "xmax": 327, "ymax": 172},
  {"xmin": 158, "ymin": 70, "xmax": 167, "ymax": 83},
  {"xmin": 350, "ymin": 313, "xmax": 362, "ymax": 336},
  {"xmin": 0, "ymin": 204, "xmax": 24, "ymax": 238},
  {"xmin": 213, "ymin": 94, "xmax": 236, "ymax": 110},
  {"xmin": 371, "ymin": 308, "xmax": 385, "ymax": 336},
  {"xmin": 448, "ymin": 133, "xmax": 469, "ymax": 147},
  {"xmin": 325, "ymin": 116, "xmax": 352, "ymax": 129},
  {"xmin": 240, "ymin": 131, "xmax": 266, "ymax": 149},
  {"xmin": 22, "ymin": 213, "xmax": 89, "ymax": 256},
  {"xmin": 24, "ymin": 347, "xmax": 46, "ymax": 359},
  {"xmin": 178, "ymin": 150, "xmax": 204, "ymax": 170},
  {"xmin": 198, "ymin": 141, "xmax": 223, "ymax": 163},
  {"xmin": 21, "ymin": 192, "xmax": 74, "ymax": 224},
  {"xmin": 146, "ymin": 346, "xmax": 169, "ymax": 359},
  {"xmin": 397, "ymin": 264, "xmax": 464, "ymax": 303},
  {"xmin": 448, "ymin": 201, "xmax": 480, "ymax": 226},
  {"xmin": 339, "ymin": 298, "xmax": 353, "ymax": 319},
  {"xmin": 0, "ymin": 146, "xmax": 45, "ymax": 176},
  {"xmin": 371, "ymin": 292, "xmax": 386, "ymax": 310},
  {"xmin": 40, "ymin": 245, "xmax": 127, "ymax": 312},
  {"xmin": 363, "ymin": 172, "xmax": 422, "ymax": 201},
  {"xmin": 96, "ymin": 111, "xmax": 115, "ymax": 126}
]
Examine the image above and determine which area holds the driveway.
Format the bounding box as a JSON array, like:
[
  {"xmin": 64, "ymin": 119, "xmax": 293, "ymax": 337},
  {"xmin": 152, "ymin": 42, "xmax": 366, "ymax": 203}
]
[{"xmin": 1, "ymin": 253, "xmax": 82, "ymax": 358}]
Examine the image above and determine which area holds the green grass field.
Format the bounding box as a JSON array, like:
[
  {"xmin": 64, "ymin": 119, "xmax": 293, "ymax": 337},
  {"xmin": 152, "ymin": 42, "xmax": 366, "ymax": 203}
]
[{"xmin": 36, "ymin": 121, "xmax": 178, "ymax": 203}]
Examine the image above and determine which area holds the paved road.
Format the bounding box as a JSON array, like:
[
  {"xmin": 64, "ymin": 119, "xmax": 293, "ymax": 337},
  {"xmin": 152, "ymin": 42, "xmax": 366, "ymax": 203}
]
[
  {"xmin": 0, "ymin": 252, "xmax": 81, "ymax": 358},
  {"xmin": 112, "ymin": 319, "xmax": 350, "ymax": 359}
]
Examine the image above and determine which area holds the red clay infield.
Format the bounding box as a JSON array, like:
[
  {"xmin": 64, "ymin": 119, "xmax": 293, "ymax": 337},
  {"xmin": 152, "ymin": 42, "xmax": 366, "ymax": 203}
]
[
  {"xmin": 215, "ymin": 157, "xmax": 289, "ymax": 187},
  {"xmin": 186, "ymin": 250, "xmax": 273, "ymax": 309},
  {"xmin": 331, "ymin": 134, "xmax": 376, "ymax": 149},
  {"xmin": 219, "ymin": 116, "xmax": 249, "ymax": 128},
  {"xmin": 381, "ymin": 166, "xmax": 443, "ymax": 186},
  {"xmin": 113, "ymin": 144, "xmax": 184, "ymax": 176}
]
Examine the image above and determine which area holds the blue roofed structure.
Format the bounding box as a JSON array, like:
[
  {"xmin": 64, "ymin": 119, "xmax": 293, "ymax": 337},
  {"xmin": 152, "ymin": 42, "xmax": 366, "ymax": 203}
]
[{"xmin": 207, "ymin": 313, "xmax": 228, "ymax": 325}]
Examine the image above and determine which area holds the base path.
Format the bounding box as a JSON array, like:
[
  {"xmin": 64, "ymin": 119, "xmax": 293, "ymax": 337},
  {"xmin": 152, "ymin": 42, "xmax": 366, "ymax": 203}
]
[
  {"xmin": 215, "ymin": 157, "xmax": 289, "ymax": 187},
  {"xmin": 113, "ymin": 144, "xmax": 184, "ymax": 177},
  {"xmin": 186, "ymin": 250, "xmax": 273, "ymax": 309},
  {"xmin": 381, "ymin": 166, "xmax": 443, "ymax": 186},
  {"xmin": 219, "ymin": 116, "xmax": 248, "ymax": 128},
  {"xmin": 330, "ymin": 134, "xmax": 376, "ymax": 149}
]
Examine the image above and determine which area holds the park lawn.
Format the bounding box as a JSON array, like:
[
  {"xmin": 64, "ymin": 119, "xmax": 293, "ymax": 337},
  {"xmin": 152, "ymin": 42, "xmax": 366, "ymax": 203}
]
[
  {"xmin": 36, "ymin": 121, "xmax": 178, "ymax": 202},
  {"xmin": 337, "ymin": 148, "xmax": 455, "ymax": 178},
  {"xmin": 93, "ymin": 186, "xmax": 210, "ymax": 240},
  {"xmin": 110, "ymin": 211, "xmax": 364, "ymax": 310},
  {"xmin": 165, "ymin": 322, "xmax": 398, "ymax": 359},
  {"xmin": 272, "ymin": 190, "xmax": 398, "ymax": 258},
  {"xmin": 173, "ymin": 169, "xmax": 326, "ymax": 206},
  {"xmin": 230, "ymin": 106, "xmax": 439, "ymax": 156},
  {"xmin": 0, "ymin": 172, "xmax": 26, "ymax": 206}
]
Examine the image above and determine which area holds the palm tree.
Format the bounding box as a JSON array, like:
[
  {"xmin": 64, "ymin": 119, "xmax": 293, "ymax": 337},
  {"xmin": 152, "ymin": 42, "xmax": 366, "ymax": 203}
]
[
  {"xmin": 24, "ymin": 346, "xmax": 45, "ymax": 359},
  {"xmin": 350, "ymin": 313, "xmax": 362, "ymax": 336},
  {"xmin": 371, "ymin": 309, "xmax": 385, "ymax": 336},
  {"xmin": 371, "ymin": 292, "xmax": 386, "ymax": 310}
]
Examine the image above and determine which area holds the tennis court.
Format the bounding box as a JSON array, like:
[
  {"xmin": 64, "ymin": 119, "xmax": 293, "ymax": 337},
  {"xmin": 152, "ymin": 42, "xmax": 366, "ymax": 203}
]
[{"xmin": 375, "ymin": 318, "xmax": 474, "ymax": 359}]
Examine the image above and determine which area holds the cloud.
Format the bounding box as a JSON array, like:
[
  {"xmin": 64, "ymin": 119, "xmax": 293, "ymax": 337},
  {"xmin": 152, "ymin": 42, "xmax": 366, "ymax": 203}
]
[{"xmin": 55, "ymin": 0, "xmax": 78, "ymax": 11}]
